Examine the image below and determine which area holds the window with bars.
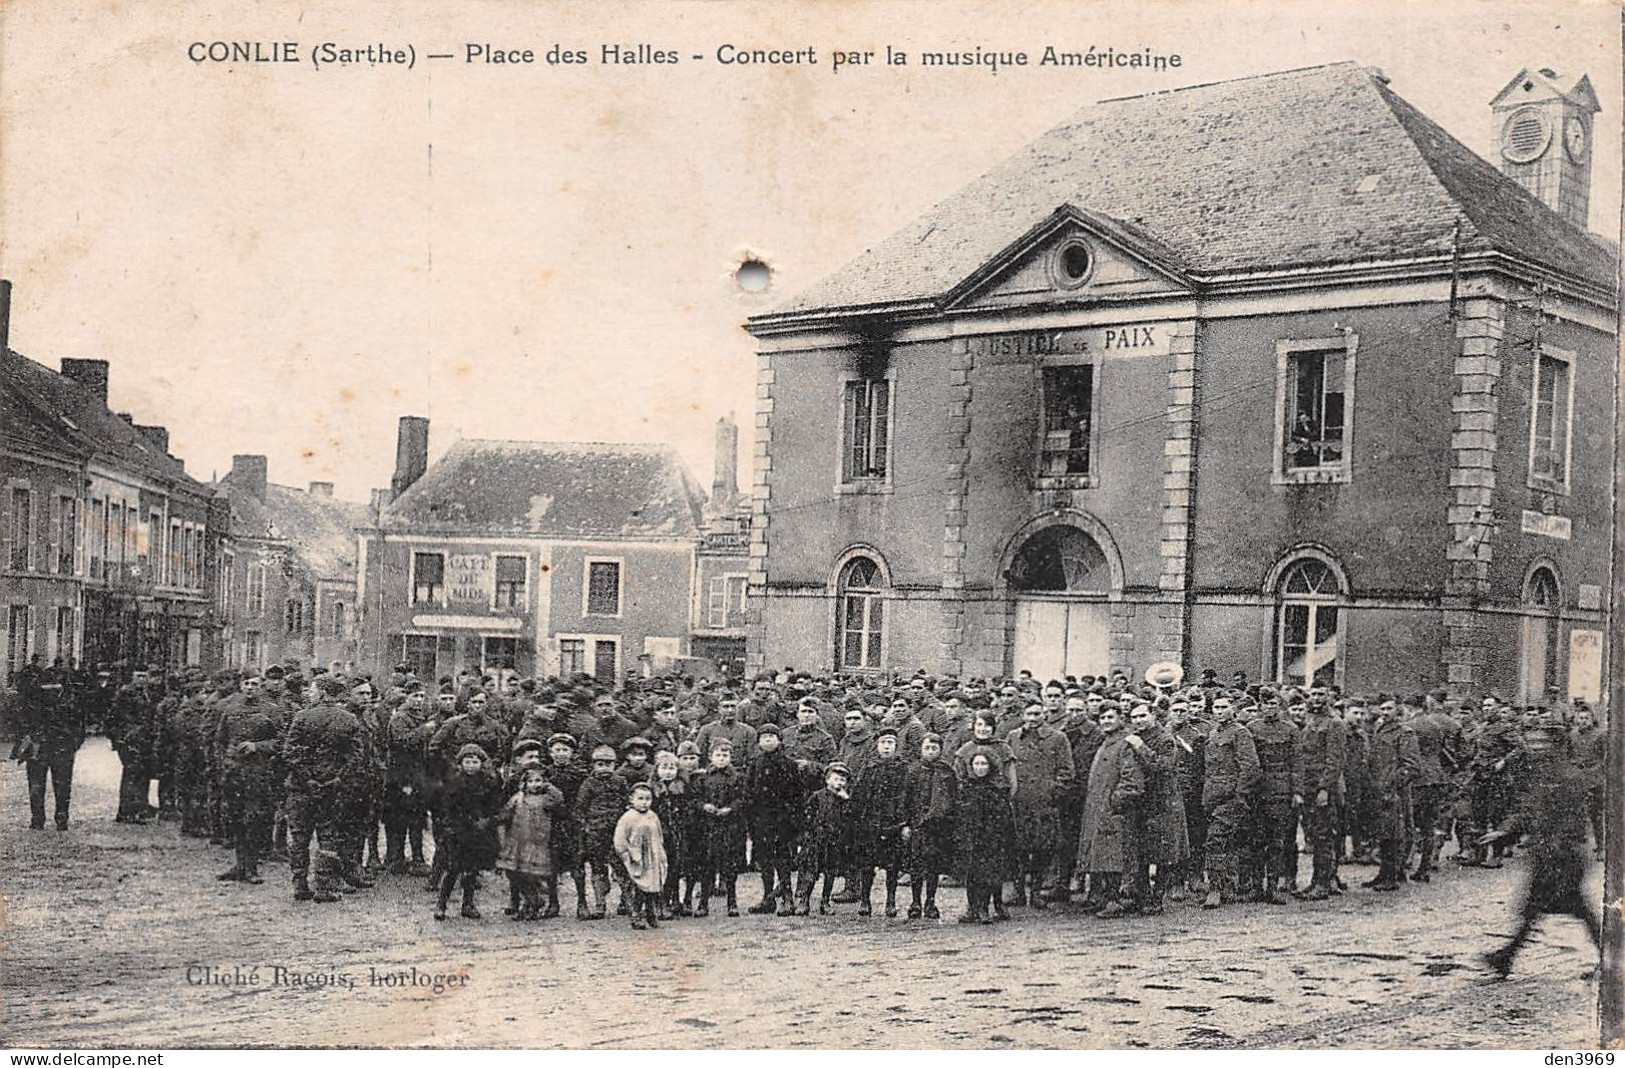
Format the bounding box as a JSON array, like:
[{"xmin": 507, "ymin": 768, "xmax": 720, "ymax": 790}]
[
  {"xmin": 1530, "ymin": 352, "xmax": 1573, "ymax": 487},
  {"xmin": 412, "ymin": 552, "xmax": 445, "ymax": 605},
  {"xmin": 841, "ymin": 378, "xmax": 891, "ymax": 483},
  {"xmin": 837, "ymin": 556, "xmax": 885, "ymax": 671},
  {"xmin": 586, "ymin": 560, "xmax": 621, "ymax": 616},
  {"xmin": 494, "ymin": 554, "xmax": 527, "ymax": 609}
]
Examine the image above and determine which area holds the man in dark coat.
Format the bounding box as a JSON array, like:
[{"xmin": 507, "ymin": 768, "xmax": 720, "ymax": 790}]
[
  {"xmin": 1244, "ymin": 692, "xmax": 1298, "ymax": 903},
  {"xmin": 1408, "ymin": 693, "xmax": 1461, "ymax": 880},
  {"xmin": 1569, "ymin": 705, "xmax": 1606, "ymax": 861},
  {"xmin": 1481, "ymin": 724, "xmax": 1600, "ymax": 978},
  {"xmin": 283, "ymin": 676, "xmax": 369, "ymax": 902},
  {"xmin": 1006, "ymin": 702, "xmax": 1074, "ymax": 909},
  {"xmin": 1466, "ymin": 696, "xmax": 1520, "ymax": 868},
  {"xmin": 1365, "ymin": 697, "xmax": 1422, "ymax": 890},
  {"xmin": 783, "ymin": 699, "xmax": 837, "ymax": 770},
  {"xmin": 215, "ymin": 672, "xmax": 287, "ymax": 883},
  {"xmin": 1292, "ymin": 693, "xmax": 1348, "ymax": 899},
  {"xmin": 744, "ymin": 723, "xmax": 804, "ymax": 915},
  {"xmin": 1078, "ymin": 704, "xmax": 1149, "ymax": 917},
  {"xmin": 384, "ymin": 684, "xmax": 436, "ymax": 874},
  {"xmin": 1201, "ymin": 694, "xmax": 1260, "ymax": 909},
  {"xmin": 108, "ymin": 668, "xmax": 160, "ymax": 823},
  {"xmin": 16, "ymin": 656, "xmax": 81, "ymax": 831}
]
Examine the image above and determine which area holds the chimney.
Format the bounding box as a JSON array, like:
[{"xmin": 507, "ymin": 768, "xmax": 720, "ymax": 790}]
[
  {"xmin": 0, "ymin": 279, "xmax": 11, "ymax": 356},
  {"xmin": 308, "ymin": 481, "xmax": 334, "ymax": 498},
  {"xmin": 391, "ymin": 416, "xmax": 430, "ymax": 500},
  {"xmin": 135, "ymin": 425, "xmax": 169, "ymax": 453},
  {"xmin": 1491, "ymin": 67, "xmax": 1599, "ymax": 229},
  {"xmin": 369, "ymin": 488, "xmax": 392, "ymax": 513},
  {"xmin": 60, "ymin": 358, "xmax": 110, "ymax": 406},
  {"xmin": 116, "ymin": 412, "xmax": 134, "ymax": 425},
  {"xmin": 231, "ymin": 454, "xmax": 268, "ymax": 501},
  {"xmin": 710, "ymin": 413, "xmax": 739, "ymax": 516}
]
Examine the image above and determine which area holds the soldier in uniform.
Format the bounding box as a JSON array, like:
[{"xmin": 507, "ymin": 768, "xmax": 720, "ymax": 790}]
[
  {"xmin": 284, "ymin": 675, "xmax": 370, "ymax": 902},
  {"xmin": 16, "ymin": 655, "xmax": 83, "ymax": 830},
  {"xmin": 384, "ymin": 683, "xmax": 436, "ymax": 874},
  {"xmin": 1244, "ymin": 691, "xmax": 1298, "ymax": 903},
  {"xmin": 215, "ymin": 669, "xmax": 287, "ymax": 883},
  {"xmin": 1365, "ymin": 697, "xmax": 1422, "ymax": 890},
  {"xmin": 1291, "ymin": 691, "xmax": 1347, "ymax": 899},
  {"xmin": 1168, "ymin": 695, "xmax": 1209, "ymax": 900},
  {"xmin": 1569, "ymin": 704, "xmax": 1606, "ymax": 861},
  {"xmin": 1465, "ymin": 695, "xmax": 1519, "ymax": 868},
  {"xmin": 1408, "ymin": 692, "xmax": 1461, "ymax": 881},
  {"xmin": 1006, "ymin": 701, "xmax": 1075, "ymax": 910},
  {"xmin": 107, "ymin": 667, "xmax": 159, "ymax": 823},
  {"xmin": 1201, "ymin": 695, "xmax": 1260, "ymax": 909}
]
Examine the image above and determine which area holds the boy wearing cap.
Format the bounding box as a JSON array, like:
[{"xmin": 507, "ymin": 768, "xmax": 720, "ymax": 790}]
[
  {"xmin": 852, "ymin": 727, "xmax": 910, "ymax": 917},
  {"xmin": 903, "ymin": 733, "xmax": 957, "ymax": 919},
  {"xmin": 576, "ymin": 743, "xmax": 631, "ymax": 919},
  {"xmin": 694, "ymin": 739, "xmax": 747, "ymax": 916},
  {"xmin": 795, "ymin": 762, "xmax": 855, "ymax": 915},
  {"xmin": 544, "ymin": 733, "xmax": 588, "ymax": 918},
  {"xmin": 433, "ymin": 743, "xmax": 505, "ymax": 920},
  {"xmin": 744, "ymin": 723, "xmax": 803, "ymax": 915}
]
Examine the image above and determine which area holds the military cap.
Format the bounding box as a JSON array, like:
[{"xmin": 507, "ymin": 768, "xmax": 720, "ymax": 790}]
[
  {"xmin": 756, "ymin": 721, "xmax": 781, "ymax": 737},
  {"xmin": 456, "ymin": 743, "xmax": 490, "ymax": 763},
  {"xmin": 439, "ymin": 683, "xmax": 456, "ymax": 696},
  {"xmin": 825, "ymin": 761, "xmax": 851, "ymax": 779},
  {"xmin": 875, "ymin": 725, "xmax": 899, "ymax": 740},
  {"xmin": 590, "ymin": 744, "xmax": 618, "ymax": 762},
  {"xmin": 512, "ymin": 738, "xmax": 545, "ymax": 758},
  {"xmin": 546, "ymin": 732, "xmax": 578, "ymax": 750}
]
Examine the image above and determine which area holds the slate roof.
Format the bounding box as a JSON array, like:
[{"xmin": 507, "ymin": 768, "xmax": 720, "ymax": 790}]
[
  {"xmin": 2, "ymin": 349, "xmax": 209, "ymax": 494},
  {"xmin": 379, "ymin": 440, "xmax": 708, "ymax": 540},
  {"xmin": 214, "ymin": 476, "xmax": 371, "ymax": 582},
  {"xmin": 764, "ymin": 62, "xmax": 1617, "ymax": 321}
]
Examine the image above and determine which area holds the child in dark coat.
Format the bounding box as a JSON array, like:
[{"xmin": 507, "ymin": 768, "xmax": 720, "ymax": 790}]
[
  {"xmin": 795, "ymin": 762, "xmax": 854, "ymax": 915},
  {"xmin": 956, "ymin": 751, "xmax": 1016, "ymax": 925},
  {"xmin": 853, "ymin": 726, "xmax": 911, "ymax": 917},
  {"xmin": 434, "ymin": 743, "xmax": 506, "ymax": 920},
  {"xmin": 694, "ymin": 739, "xmax": 747, "ymax": 916},
  {"xmin": 651, "ymin": 750, "xmax": 696, "ymax": 918},
  {"xmin": 575, "ymin": 744, "xmax": 630, "ymax": 920},
  {"xmin": 903, "ymin": 733, "xmax": 958, "ymax": 920},
  {"xmin": 544, "ymin": 733, "xmax": 589, "ymax": 918},
  {"xmin": 744, "ymin": 723, "xmax": 805, "ymax": 916}
]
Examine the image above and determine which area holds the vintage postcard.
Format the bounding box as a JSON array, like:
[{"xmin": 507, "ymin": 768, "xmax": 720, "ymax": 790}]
[{"xmin": 1, "ymin": 0, "xmax": 1620, "ymax": 1053}]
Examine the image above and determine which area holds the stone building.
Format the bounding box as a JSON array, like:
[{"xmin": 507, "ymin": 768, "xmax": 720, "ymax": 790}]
[
  {"xmin": 743, "ymin": 63, "xmax": 1617, "ymax": 702},
  {"xmin": 2, "ymin": 284, "xmax": 224, "ymax": 679},
  {"xmin": 357, "ymin": 417, "xmax": 728, "ymax": 682},
  {"xmin": 212, "ymin": 456, "xmax": 371, "ymax": 673}
]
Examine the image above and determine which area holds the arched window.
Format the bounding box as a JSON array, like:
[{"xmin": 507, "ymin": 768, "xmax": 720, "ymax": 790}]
[
  {"xmin": 1519, "ymin": 565, "xmax": 1560, "ymax": 704},
  {"xmin": 1276, "ymin": 557, "xmax": 1341, "ymax": 687},
  {"xmin": 838, "ymin": 556, "xmax": 885, "ymax": 671},
  {"xmin": 1008, "ymin": 525, "xmax": 1110, "ymax": 594}
]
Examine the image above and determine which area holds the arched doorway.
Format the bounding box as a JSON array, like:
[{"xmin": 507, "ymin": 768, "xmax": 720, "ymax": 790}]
[
  {"xmin": 1008, "ymin": 525, "xmax": 1111, "ymax": 680},
  {"xmin": 1517, "ymin": 565, "xmax": 1560, "ymax": 705}
]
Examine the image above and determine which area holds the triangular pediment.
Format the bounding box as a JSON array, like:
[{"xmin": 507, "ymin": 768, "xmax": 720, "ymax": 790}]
[
  {"xmin": 942, "ymin": 205, "xmax": 1194, "ymax": 312},
  {"xmin": 1490, "ymin": 67, "xmax": 1601, "ymax": 113}
]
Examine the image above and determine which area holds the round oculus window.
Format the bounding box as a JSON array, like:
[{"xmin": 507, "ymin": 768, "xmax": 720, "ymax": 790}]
[
  {"xmin": 1051, "ymin": 239, "xmax": 1094, "ymax": 290},
  {"xmin": 1500, "ymin": 108, "xmax": 1551, "ymax": 164}
]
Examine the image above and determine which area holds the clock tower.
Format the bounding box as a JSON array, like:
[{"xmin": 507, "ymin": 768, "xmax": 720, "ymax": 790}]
[{"xmin": 1489, "ymin": 67, "xmax": 1600, "ymax": 231}]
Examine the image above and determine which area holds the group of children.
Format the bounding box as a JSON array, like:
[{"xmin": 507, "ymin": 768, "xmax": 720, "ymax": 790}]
[{"xmin": 431, "ymin": 719, "xmax": 1021, "ymax": 927}]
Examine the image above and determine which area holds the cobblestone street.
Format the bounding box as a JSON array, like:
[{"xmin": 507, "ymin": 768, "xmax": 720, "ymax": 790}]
[{"xmin": 0, "ymin": 741, "xmax": 1602, "ymax": 1048}]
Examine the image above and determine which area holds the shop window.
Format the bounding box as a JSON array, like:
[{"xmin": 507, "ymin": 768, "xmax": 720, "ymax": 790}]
[{"xmin": 483, "ymin": 636, "xmax": 519, "ymax": 672}]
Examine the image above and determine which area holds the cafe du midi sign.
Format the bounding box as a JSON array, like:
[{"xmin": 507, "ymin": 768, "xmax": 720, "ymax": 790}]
[{"xmin": 970, "ymin": 325, "xmax": 1170, "ymax": 362}]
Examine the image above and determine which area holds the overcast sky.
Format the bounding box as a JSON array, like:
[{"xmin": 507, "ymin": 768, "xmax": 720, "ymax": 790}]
[{"xmin": 2, "ymin": 0, "xmax": 1618, "ymax": 502}]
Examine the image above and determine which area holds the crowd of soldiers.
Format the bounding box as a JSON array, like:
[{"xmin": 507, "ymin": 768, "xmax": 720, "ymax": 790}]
[{"xmin": 7, "ymin": 655, "xmax": 1608, "ymax": 939}]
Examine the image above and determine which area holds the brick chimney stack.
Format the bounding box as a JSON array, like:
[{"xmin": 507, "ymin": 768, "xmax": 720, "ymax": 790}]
[
  {"xmin": 308, "ymin": 481, "xmax": 334, "ymax": 498},
  {"xmin": 231, "ymin": 454, "xmax": 269, "ymax": 501},
  {"xmin": 391, "ymin": 416, "xmax": 430, "ymax": 501},
  {"xmin": 710, "ymin": 413, "xmax": 739, "ymax": 516},
  {"xmin": 61, "ymin": 358, "xmax": 111, "ymax": 406}
]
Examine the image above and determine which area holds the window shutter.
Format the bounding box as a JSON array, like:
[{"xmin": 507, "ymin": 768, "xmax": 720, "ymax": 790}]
[
  {"xmin": 48, "ymin": 496, "xmax": 61, "ymax": 575},
  {"xmin": 871, "ymin": 381, "xmax": 889, "ymax": 476}
]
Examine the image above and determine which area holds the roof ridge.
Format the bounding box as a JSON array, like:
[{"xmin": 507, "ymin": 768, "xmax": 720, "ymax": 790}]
[{"xmin": 1094, "ymin": 59, "xmax": 1362, "ymax": 105}]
